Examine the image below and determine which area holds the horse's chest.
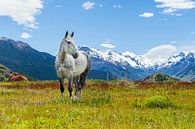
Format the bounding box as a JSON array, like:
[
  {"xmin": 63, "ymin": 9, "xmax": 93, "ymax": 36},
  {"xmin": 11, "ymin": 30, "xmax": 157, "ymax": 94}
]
[
  {"xmin": 63, "ymin": 61, "xmax": 74, "ymax": 69},
  {"xmin": 57, "ymin": 61, "xmax": 75, "ymax": 77}
]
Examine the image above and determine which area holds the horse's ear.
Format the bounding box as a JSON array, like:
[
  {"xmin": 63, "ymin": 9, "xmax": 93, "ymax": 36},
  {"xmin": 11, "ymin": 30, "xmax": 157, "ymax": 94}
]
[
  {"xmin": 71, "ymin": 32, "xmax": 74, "ymax": 37},
  {"xmin": 65, "ymin": 31, "xmax": 68, "ymax": 38}
]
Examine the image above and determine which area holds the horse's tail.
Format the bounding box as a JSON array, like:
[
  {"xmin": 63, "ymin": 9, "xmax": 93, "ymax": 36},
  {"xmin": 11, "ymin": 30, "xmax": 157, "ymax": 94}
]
[{"xmin": 79, "ymin": 53, "xmax": 91, "ymax": 88}]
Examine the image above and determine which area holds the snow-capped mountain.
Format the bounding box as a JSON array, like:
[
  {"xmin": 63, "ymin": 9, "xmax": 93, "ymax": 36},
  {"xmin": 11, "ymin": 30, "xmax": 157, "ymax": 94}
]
[
  {"xmin": 79, "ymin": 45, "xmax": 193, "ymax": 69},
  {"xmin": 160, "ymin": 52, "xmax": 195, "ymax": 81},
  {"xmin": 0, "ymin": 36, "xmax": 194, "ymax": 81},
  {"xmin": 79, "ymin": 45, "xmax": 195, "ymax": 81},
  {"xmin": 79, "ymin": 45, "xmax": 139, "ymax": 67},
  {"xmin": 79, "ymin": 46, "xmax": 147, "ymax": 80}
]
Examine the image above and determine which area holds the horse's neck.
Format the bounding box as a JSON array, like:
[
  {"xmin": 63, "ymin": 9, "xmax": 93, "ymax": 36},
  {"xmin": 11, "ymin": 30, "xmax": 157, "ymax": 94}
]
[{"xmin": 58, "ymin": 43, "xmax": 67, "ymax": 61}]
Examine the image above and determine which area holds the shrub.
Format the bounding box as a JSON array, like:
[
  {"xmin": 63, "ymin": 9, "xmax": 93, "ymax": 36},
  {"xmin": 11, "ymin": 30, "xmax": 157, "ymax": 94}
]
[{"xmin": 144, "ymin": 96, "xmax": 173, "ymax": 108}]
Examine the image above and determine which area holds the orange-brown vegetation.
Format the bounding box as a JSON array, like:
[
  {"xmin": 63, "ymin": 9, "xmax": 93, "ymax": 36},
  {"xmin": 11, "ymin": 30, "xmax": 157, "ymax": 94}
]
[{"xmin": 9, "ymin": 73, "xmax": 28, "ymax": 82}]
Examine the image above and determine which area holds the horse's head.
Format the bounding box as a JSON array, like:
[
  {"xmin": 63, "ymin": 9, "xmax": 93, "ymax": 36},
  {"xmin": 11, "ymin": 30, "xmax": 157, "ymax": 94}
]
[{"xmin": 62, "ymin": 31, "xmax": 79, "ymax": 59}]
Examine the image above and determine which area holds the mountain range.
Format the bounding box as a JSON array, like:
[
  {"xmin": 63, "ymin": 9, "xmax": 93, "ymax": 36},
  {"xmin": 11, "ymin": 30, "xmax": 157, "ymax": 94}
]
[
  {"xmin": 0, "ymin": 37, "xmax": 56, "ymax": 80},
  {"xmin": 79, "ymin": 46, "xmax": 195, "ymax": 82},
  {"xmin": 0, "ymin": 37, "xmax": 194, "ymax": 82}
]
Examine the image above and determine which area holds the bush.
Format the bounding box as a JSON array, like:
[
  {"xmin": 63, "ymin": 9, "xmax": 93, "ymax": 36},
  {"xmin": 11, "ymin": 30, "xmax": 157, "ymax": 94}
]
[{"xmin": 144, "ymin": 96, "xmax": 173, "ymax": 108}]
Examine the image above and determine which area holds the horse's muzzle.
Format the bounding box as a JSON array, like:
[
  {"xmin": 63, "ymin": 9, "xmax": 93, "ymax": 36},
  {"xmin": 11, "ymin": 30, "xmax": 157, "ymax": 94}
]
[{"xmin": 73, "ymin": 53, "xmax": 79, "ymax": 59}]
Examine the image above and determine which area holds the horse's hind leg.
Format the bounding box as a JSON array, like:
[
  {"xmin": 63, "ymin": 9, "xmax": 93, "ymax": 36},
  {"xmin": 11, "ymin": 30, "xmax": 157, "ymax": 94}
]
[
  {"xmin": 58, "ymin": 78, "xmax": 64, "ymax": 97},
  {"xmin": 73, "ymin": 77, "xmax": 80, "ymax": 100},
  {"xmin": 79, "ymin": 72, "xmax": 88, "ymax": 99},
  {"xmin": 68, "ymin": 79, "xmax": 73, "ymax": 98}
]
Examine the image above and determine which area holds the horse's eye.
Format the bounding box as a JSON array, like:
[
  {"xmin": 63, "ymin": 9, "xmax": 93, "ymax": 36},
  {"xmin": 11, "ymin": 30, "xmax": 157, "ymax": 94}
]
[{"xmin": 67, "ymin": 41, "xmax": 71, "ymax": 44}]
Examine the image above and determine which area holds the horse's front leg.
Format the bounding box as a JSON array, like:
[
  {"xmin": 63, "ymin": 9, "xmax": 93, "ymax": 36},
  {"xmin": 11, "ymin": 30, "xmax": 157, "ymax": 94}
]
[
  {"xmin": 58, "ymin": 78, "xmax": 64, "ymax": 97},
  {"xmin": 68, "ymin": 78, "xmax": 73, "ymax": 99}
]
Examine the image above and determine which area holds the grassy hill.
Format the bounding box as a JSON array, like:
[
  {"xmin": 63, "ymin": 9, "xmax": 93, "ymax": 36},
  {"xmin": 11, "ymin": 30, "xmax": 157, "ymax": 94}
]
[
  {"xmin": 0, "ymin": 64, "xmax": 11, "ymax": 81},
  {"xmin": 143, "ymin": 73, "xmax": 180, "ymax": 83}
]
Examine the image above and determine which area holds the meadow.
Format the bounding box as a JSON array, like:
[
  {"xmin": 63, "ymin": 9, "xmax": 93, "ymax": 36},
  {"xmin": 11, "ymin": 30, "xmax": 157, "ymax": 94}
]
[{"xmin": 0, "ymin": 80, "xmax": 195, "ymax": 129}]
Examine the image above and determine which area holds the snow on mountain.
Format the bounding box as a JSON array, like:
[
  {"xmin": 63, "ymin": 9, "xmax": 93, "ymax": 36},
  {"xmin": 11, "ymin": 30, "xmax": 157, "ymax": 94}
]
[
  {"xmin": 162, "ymin": 52, "xmax": 187, "ymax": 68},
  {"xmin": 79, "ymin": 45, "xmax": 140, "ymax": 68},
  {"xmin": 79, "ymin": 45, "xmax": 195, "ymax": 70},
  {"xmin": 0, "ymin": 36, "xmax": 9, "ymax": 40},
  {"xmin": 123, "ymin": 51, "xmax": 136, "ymax": 58},
  {"xmin": 79, "ymin": 45, "xmax": 166, "ymax": 68}
]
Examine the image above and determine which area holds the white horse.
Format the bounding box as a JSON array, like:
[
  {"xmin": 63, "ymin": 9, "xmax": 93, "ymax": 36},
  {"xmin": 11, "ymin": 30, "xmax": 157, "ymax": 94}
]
[{"xmin": 55, "ymin": 31, "xmax": 91, "ymax": 99}]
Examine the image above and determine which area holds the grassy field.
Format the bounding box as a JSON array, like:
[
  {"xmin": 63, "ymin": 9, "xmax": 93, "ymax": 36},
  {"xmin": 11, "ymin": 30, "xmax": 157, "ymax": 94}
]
[{"xmin": 0, "ymin": 80, "xmax": 195, "ymax": 129}]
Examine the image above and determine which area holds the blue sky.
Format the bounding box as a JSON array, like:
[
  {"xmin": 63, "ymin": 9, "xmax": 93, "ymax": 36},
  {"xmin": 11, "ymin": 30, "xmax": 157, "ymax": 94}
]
[{"xmin": 0, "ymin": 0, "xmax": 195, "ymax": 58}]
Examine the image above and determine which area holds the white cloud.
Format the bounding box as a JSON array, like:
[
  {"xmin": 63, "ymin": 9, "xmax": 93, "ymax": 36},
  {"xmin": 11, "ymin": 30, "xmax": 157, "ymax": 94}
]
[
  {"xmin": 82, "ymin": 1, "xmax": 95, "ymax": 10},
  {"xmin": 139, "ymin": 13, "xmax": 154, "ymax": 18},
  {"xmin": 0, "ymin": 0, "xmax": 43, "ymax": 29},
  {"xmin": 113, "ymin": 5, "xmax": 121, "ymax": 9},
  {"xmin": 191, "ymin": 32, "xmax": 195, "ymax": 35},
  {"xmin": 154, "ymin": 0, "xmax": 195, "ymax": 15},
  {"xmin": 163, "ymin": 18, "xmax": 168, "ymax": 21},
  {"xmin": 169, "ymin": 41, "xmax": 177, "ymax": 44},
  {"xmin": 100, "ymin": 42, "xmax": 116, "ymax": 49},
  {"xmin": 144, "ymin": 44, "xmax": 177, "ymax": 61},
  {"xmin": 175, "ymin": 13, "xmax": 182, "ymax": 16},
  {"xmin": 20, "ymin": 32, "xmax": 32, "ymax": 39},
  {"xmin": 178, "ymin": 44, "xmax": 195, "ymax": 52},
  {"xmin": 99, "ymin": 4, "xmax": 103, "ymax": 8},
  {"xmin": 56, "ymin": 5, "xmax": 62, "ymax": 8},
  {"xmin": 142, "ymin": 43, "xmax": 195, "ymax": 65}
]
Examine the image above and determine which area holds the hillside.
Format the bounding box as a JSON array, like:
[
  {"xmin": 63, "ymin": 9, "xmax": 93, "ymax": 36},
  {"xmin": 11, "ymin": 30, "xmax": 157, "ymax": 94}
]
[
  {"xmin": 143, "ymin": 73, "xmax": 180, "ymax": 83},
  {"xmin": 0, "ymin": 37, "xmax": 56, "ymax": 80},
  {"xmin": 0, "ymin": 64, "xmax": 11, "ymax": 81}
]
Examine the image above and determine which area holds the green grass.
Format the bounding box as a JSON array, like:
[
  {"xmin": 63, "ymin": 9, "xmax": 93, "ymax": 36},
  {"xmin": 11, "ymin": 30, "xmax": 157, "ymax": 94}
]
[{"xmin": 0, "ymin": 80, "xmax": 195, "ymax": 129}]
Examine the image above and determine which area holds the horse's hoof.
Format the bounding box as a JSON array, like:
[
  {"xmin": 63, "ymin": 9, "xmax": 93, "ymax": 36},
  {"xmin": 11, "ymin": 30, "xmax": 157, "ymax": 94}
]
[
  {"xmin": 61, "ymin": 93, "xmax": 65, "ymax": 98},
  {"xmin": 73, "ymin": 96, "xmax": 79, "ymax": 101},
  {"xmin": 70, "ymin": 96, "xmax": 73, "ymax": 100}
]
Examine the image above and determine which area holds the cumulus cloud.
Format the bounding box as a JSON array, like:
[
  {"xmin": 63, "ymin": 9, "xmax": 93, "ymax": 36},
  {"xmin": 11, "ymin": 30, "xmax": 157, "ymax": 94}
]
[
  {"xmin": 20, "ymin": 32, "xmax": 32, "ymax": 39},
  {"xmin": 154, "ymin": 0, "xmax": 195, "ymax": 15},
  {"xmin": 141, "ymin": 43, "xmax": 195, "ymax": 65},
  {"xmin": 82, "ymin": 1, "xmax": 95, "ymax": 10},
  {"xmin": 144, "ymin": 44, "xmax": 177, "ymax": 61},
  {"xmin": 100, "ymin": 42, "xmax": 116, "ymax": 49},
  {"xmin": 139, "ymin": 13, "xmax": 154, "ymax": 18},
  {"xmin": 0, "ymin": 0, "xmax": 43, "ymax": 29}
]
